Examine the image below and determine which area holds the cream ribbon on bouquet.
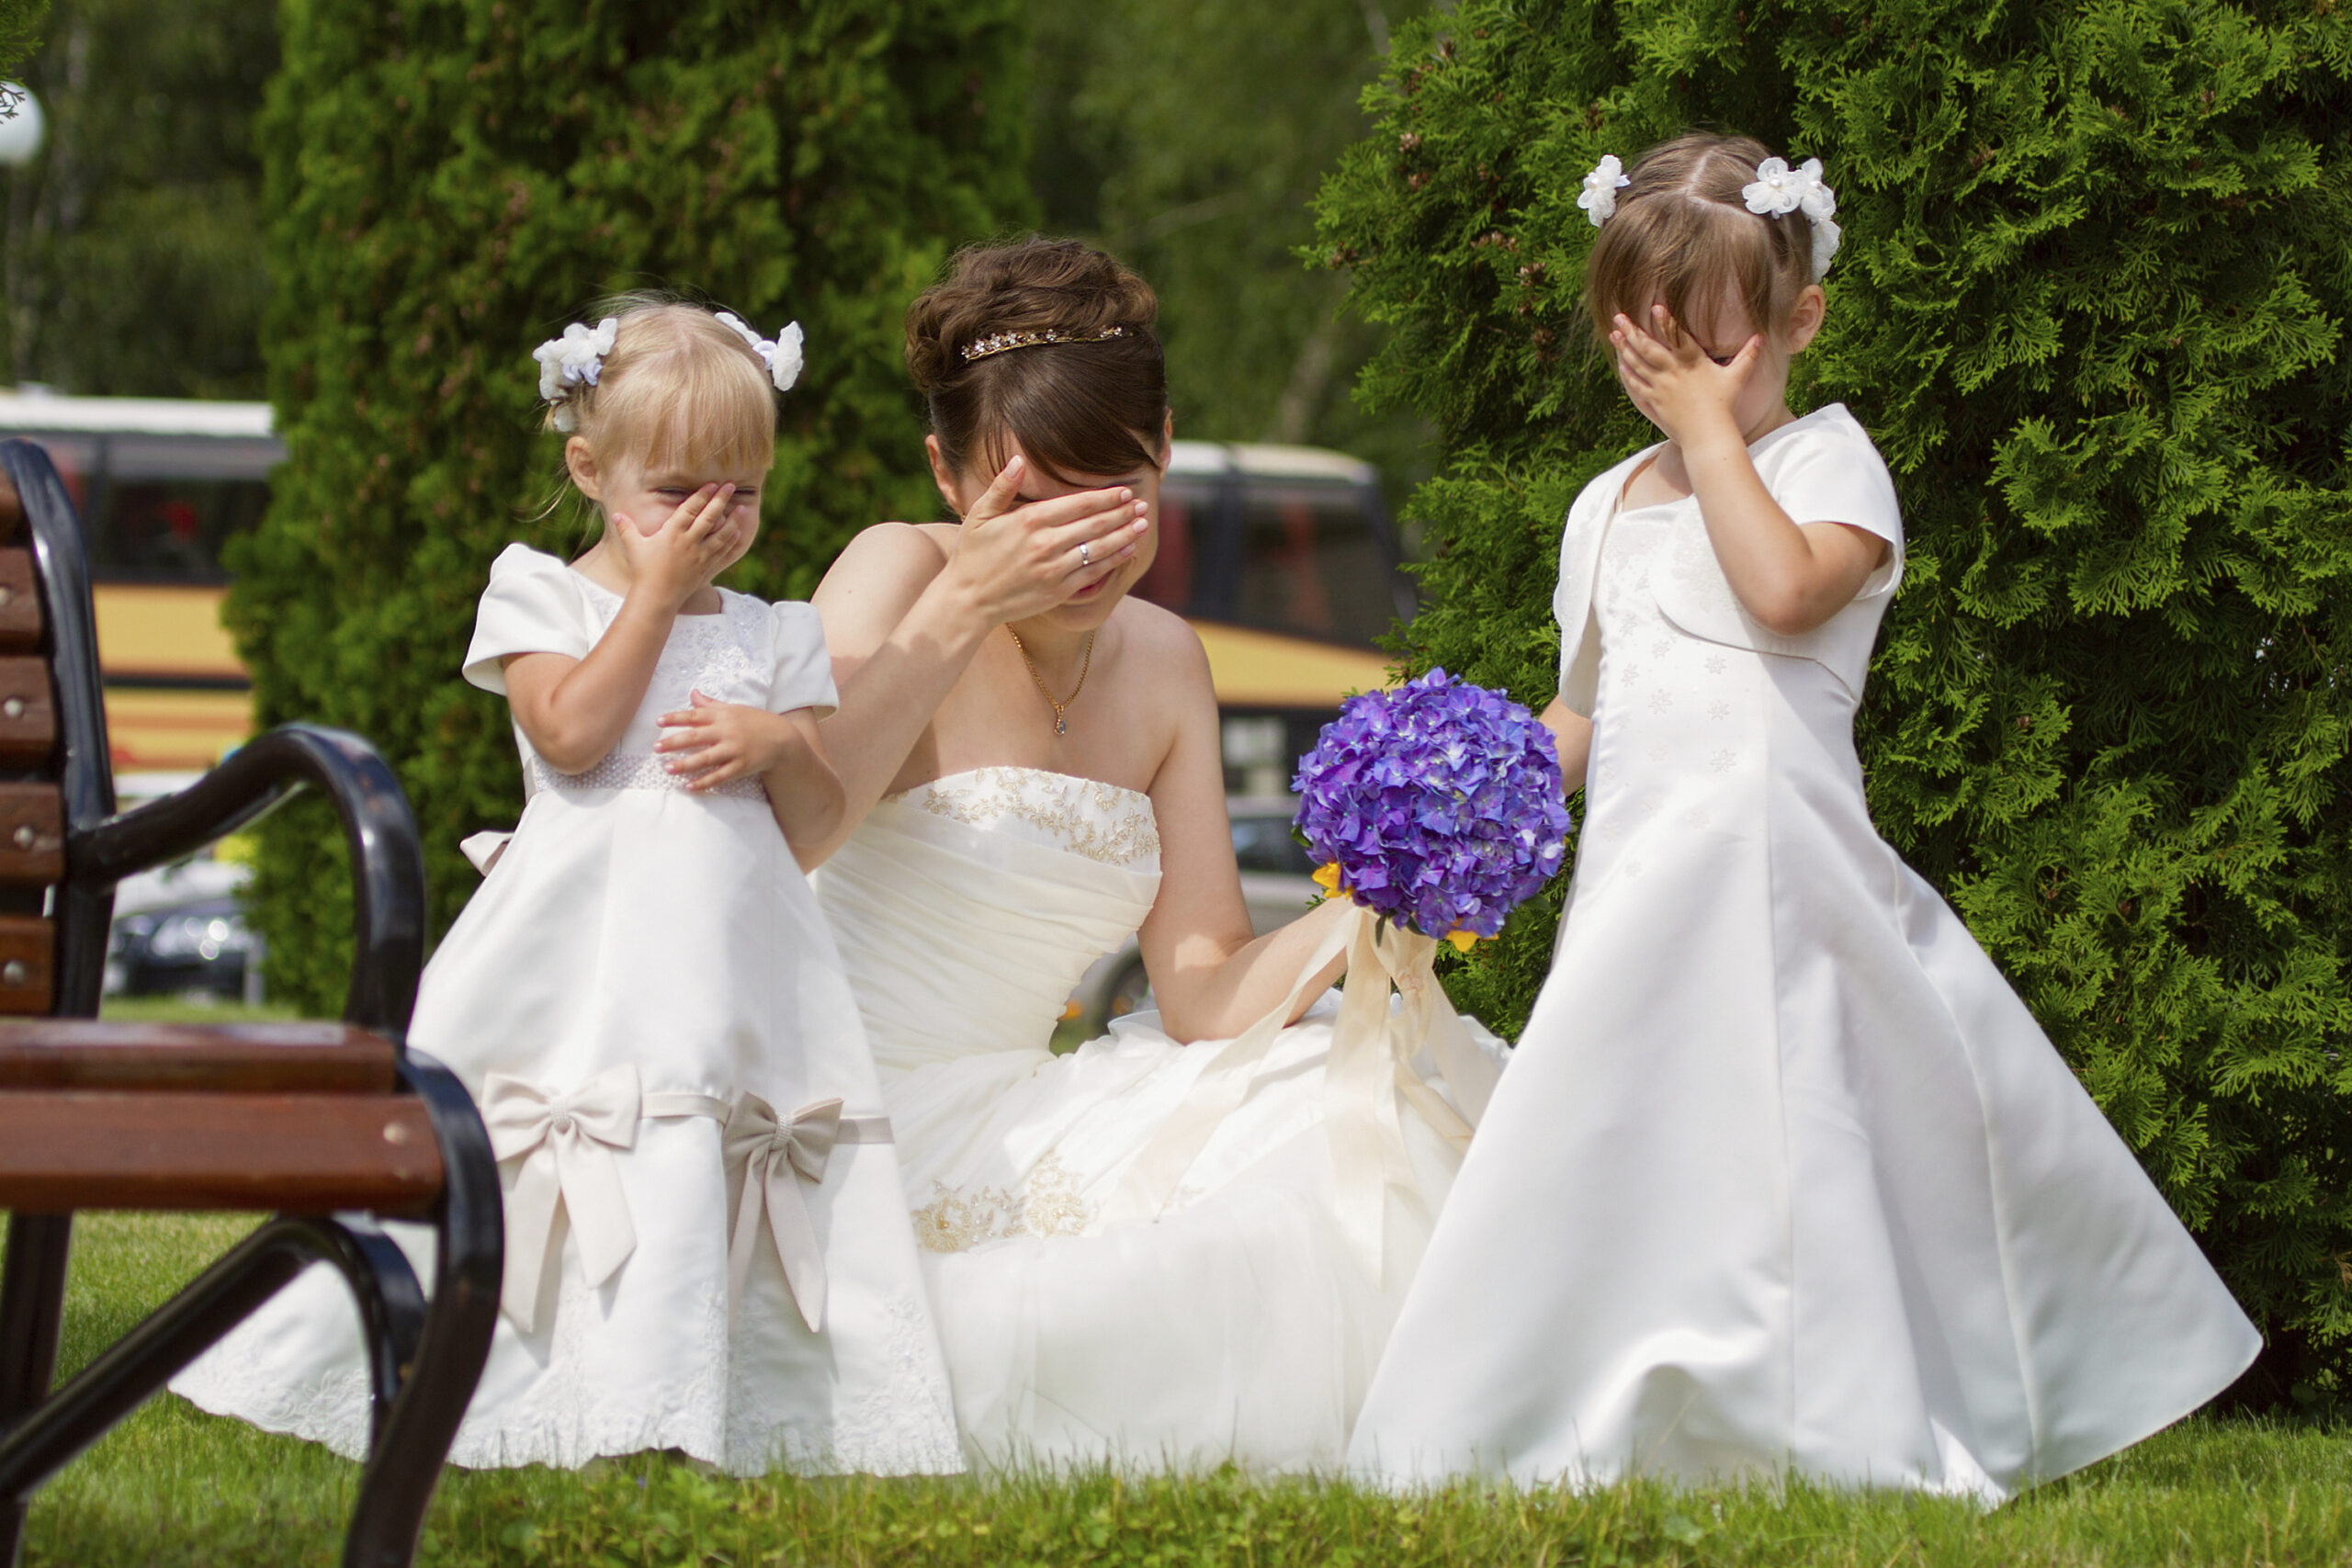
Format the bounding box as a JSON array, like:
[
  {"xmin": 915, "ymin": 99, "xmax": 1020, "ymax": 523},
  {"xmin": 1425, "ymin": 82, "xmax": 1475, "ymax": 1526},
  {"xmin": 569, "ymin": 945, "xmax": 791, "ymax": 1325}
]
[
  {"xmin": 1111, "ymin": 898, "xmax": 1501, "ymax": 1283},
  {"xmin": 481, "ymin": 1064, "xmax": 891, "ymax": 1334}
]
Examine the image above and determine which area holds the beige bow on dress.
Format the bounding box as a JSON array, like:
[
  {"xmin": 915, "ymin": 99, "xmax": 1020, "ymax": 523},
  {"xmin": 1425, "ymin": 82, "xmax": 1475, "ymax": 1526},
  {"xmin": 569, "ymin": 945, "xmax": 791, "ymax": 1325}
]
[
  {"xmin": 481, "ymin": 1063, "xmax": 731, "ymax": 1332},
  {"xmin": 724, "ymin": 1094, "xmax": 893, "ymax": 1333},
  {"xmin": 481, "ymin": 1064, "xmax": 644, "ymax": 1333}
]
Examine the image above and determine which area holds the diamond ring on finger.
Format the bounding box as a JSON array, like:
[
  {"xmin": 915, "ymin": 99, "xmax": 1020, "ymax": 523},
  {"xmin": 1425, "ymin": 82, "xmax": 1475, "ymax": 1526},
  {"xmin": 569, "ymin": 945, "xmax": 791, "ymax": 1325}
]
[{"xmin": 1080, "ymin": 541, "xmax": 1091, "ymax": 569}]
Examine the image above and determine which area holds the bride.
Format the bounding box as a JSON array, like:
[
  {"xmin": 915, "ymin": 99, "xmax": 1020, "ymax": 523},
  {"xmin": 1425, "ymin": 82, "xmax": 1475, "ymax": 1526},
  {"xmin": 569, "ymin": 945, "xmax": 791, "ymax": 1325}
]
[{"xmin": 657, "ymin": 237, "xmax": 1505, "ymax": 1470}]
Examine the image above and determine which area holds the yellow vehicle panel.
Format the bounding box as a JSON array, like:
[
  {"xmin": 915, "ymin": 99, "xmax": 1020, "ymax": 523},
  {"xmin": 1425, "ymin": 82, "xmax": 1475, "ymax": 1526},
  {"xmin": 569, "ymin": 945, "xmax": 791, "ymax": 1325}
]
[
  {"xmin": 102, "ymin": 687, "xmax": 254, "ymax": 773},
  {"xmin": 1187, "ymin": 619, "xmax": 1394, "ymax": 708},
  {"xmin": 92, "ymin": 582, "xmax": 252, "ymax": 773},
  {"xmin": 93, "ymin": 583, "xmax": 243, "ymax": 681}
]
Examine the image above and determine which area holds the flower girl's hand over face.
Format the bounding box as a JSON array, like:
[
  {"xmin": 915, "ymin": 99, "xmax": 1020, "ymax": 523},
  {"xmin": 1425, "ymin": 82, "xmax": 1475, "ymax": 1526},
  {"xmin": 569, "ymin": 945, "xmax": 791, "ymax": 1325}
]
[
  {"xmin": 1611, "ymin": 306, "xmax": 1764, "ymax": 449},
  {"xmin": 610, "ymin": 482, "xmax": 743, "ymax": 611},
  {"xmin": 945, "ymin": 453, "xmax": 1149, "ymax": 625},
  {"xmin": 654, "ymin": 688, "xmax": 797, "ymax": 791}
]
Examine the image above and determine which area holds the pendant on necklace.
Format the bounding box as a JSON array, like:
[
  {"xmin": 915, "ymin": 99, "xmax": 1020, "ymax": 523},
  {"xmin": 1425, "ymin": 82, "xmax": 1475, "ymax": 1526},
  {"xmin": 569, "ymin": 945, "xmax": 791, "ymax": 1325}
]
[{"xmin": 1055, "ymin": 717, "xmax": 1069, "ymax": 737}]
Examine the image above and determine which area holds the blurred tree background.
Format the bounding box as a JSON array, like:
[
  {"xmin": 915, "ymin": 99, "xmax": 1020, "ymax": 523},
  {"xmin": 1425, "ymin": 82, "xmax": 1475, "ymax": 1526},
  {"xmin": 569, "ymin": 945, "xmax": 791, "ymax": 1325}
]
[
  {"xmin": 0, "ymin": 0, "xmax": 1433, "ymax": 482},
  {"xmin": 0, "ymin": 1, "xmax": 41, "ymax": 93},
  {"xmin": 0, "ymin": 0, "xmax": 272, "ymax": 396},
  {"xmin": 1027, "ymin": 0, "xmax": 1433, "ymax": 495}
]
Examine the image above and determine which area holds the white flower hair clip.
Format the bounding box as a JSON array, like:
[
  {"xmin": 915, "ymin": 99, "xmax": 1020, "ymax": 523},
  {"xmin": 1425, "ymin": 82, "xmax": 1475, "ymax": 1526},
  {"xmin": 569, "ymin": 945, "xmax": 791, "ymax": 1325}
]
[
  {"xmin": 533, "ymin": 318, "xmax": 618, "ymax": 433},
  {"xmin": 1742, "ymin": 156, "xmax": 1842, "ymax": 280},
  {"xmin": 715, "ymin": 312, "xmax": 804, "ymax": 392},
  {"xmin": 1578, "ymin": 154, "xmax": 1630, "ymax": 228}
]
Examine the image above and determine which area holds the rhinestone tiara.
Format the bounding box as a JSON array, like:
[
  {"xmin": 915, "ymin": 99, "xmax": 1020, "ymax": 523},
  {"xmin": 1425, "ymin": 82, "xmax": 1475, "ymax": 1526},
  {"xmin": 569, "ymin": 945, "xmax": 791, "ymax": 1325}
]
[{"xmin": 960, "ymin": 324, "xmax": 1129, "ymax": 363}]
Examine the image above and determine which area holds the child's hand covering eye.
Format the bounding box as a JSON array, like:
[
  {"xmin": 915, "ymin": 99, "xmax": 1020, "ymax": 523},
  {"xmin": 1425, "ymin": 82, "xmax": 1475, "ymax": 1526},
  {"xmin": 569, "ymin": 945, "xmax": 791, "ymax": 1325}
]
[
  {"xmin": 610, "ymin": 483, "xmax": 742, "ymax": 608},
  {"xmin": 1609, "ymin": 306, "xmax": 1763, "ymax": 446}
]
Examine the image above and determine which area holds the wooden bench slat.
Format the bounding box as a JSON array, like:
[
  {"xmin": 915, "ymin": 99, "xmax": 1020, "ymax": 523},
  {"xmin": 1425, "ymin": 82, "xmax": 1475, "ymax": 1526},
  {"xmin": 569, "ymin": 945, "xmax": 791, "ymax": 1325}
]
[
  {"xmin": 0, "ymin": 781, "xmax": 62, "ymax": 884},
  {"xmin": 0, "ymin": 915, "xmax": 53, "ymax": 1013},
  {"xmin": 0, "ymin": 1092, "xmax": 443, "ymax": 1214},
  {"xmin": 0, "ymin": 655, "xmax": 51, "ymax": 767},
  {"xmin": 0, "ymin": 549, "xmax": 39, "ymax": 653},
  {"xmin": 0, "ymin": 1021, "xmax": 398, "ymax": 1092}
]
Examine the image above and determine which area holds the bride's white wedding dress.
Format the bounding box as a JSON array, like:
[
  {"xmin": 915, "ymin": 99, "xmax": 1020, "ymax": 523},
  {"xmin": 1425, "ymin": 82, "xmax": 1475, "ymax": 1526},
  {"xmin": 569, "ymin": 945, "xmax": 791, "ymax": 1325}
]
[{"xmin": 811, "ymin": 766, "xmax": 1502, "ymax": 1471}]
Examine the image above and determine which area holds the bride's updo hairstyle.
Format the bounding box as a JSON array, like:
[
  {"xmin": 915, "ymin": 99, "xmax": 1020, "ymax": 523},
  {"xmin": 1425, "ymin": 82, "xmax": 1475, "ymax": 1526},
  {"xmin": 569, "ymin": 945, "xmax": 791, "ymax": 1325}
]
[
  {"xmin": 1585, "ymin": 132, "xmax": 1820, "ymax": 348},
  {"xmin": 905, "ymin": 238, "xmax": 1167, "ymax": 486}
]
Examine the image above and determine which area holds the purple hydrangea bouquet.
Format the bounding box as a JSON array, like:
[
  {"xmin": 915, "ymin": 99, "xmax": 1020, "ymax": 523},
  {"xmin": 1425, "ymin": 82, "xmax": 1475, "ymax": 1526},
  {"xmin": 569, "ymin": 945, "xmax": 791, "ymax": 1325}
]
[{"xmin": 1294, "ymin": 668, "xmax": 1573, "ymax": 947}]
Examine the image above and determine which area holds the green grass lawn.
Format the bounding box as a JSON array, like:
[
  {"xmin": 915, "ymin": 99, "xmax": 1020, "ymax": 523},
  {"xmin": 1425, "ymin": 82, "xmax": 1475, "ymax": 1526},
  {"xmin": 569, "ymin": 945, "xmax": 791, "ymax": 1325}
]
[{"xmin": 3, "ymin": 1213, "xmax": 2345, "ymax": 1567}]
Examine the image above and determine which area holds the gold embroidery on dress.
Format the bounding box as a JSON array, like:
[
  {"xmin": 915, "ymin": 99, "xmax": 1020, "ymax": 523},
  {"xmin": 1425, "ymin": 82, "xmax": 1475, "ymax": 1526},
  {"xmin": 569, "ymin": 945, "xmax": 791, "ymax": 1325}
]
[
  {"xmin": 910, "ymin": 1153, "xmax": 1092, "ymax": 1253},
  {"xmin": 897, "ymin": 768, "xmax": 1160, "ymax": 866}
]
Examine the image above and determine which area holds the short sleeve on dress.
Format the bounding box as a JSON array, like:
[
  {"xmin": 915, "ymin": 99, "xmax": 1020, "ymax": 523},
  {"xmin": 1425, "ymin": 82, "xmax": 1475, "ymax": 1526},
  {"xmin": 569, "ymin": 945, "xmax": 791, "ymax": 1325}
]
[
  {"xmin": 765, "ymin": 600, "xmax": 839, "ymax": 718},
  {"xmin": 1768, "ymin": 411, "xmax": 1906, "ymax": 601},
  {"xmin": 461, "ymin": 545, "xmax": 597, "ymax": 694}
]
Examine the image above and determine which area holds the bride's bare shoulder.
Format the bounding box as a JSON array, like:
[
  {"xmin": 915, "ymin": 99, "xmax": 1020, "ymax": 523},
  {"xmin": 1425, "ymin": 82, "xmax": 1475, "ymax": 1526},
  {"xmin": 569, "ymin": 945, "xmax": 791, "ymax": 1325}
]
[
  {"xmin": 818, "ymin": 522, "xmax": 955, "ymax": 599},
  {"xmin": 1113, "ymin": 596, "xmax": 1214, "ymax": 690}
]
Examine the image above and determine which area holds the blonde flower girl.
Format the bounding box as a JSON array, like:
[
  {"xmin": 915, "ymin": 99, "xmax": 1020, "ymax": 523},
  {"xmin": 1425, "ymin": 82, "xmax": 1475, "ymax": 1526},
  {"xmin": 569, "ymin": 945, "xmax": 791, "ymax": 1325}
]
[{"xmin": 175, "ymin": 297, "xmax": 962, "ymax": 1477}]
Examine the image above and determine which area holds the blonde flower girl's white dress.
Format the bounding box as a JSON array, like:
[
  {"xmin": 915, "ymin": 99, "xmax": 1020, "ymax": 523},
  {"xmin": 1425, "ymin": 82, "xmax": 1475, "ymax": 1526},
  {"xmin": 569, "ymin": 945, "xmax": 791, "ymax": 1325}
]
[
  {"xmin": 1347, "ymin": 405, "xmax": 2260, "ymax": 1501},
  {"xmin": 175, "ymin": 544, "xmax": 964, "ymax": 1477}
]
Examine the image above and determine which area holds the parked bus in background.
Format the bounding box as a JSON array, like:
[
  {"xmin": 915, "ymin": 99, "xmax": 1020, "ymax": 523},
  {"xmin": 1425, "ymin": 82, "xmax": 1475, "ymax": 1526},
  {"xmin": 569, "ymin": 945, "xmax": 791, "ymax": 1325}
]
[
  {"xmin": 0, "ymin": 393, "xmax": 1409, "ymax": 792},
  {"xmin": 0, "ymin": 391, "xmax": 276, "ymax": 773}
]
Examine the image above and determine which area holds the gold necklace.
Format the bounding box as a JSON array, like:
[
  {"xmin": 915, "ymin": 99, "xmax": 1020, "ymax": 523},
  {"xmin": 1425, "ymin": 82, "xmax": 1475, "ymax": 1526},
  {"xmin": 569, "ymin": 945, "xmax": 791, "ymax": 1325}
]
[{"xmin": 1006, "ymin": 626, "xmax": 1096, "ymax": 739}]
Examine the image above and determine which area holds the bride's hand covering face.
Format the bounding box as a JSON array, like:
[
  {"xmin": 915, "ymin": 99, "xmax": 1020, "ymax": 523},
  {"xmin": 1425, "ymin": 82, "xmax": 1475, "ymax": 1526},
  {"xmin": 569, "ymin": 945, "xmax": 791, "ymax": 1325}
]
[{"xmin": 934, "ymin": 449, "xmax": 1154, "ymax": 627}]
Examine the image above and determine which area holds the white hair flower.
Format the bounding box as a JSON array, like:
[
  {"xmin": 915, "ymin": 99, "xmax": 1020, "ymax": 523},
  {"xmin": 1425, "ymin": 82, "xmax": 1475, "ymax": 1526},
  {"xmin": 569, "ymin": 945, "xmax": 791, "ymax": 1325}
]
[
  {"xmin": 1742, "ymin": 156, "xmax": 1808, "ymax": 216},
  {"xmin": 1577, "ymin": 154, "xmax": 1631, "ymax": 228},
  {"xmin": 1743, "ymin": 156, "xmax": 1842, "ymax": 280},
  {"xmin": 1808, "ymin": 213, "xmax": 1842, "ymax": 281},
  {"xmin": 532, "ymin": 318, "xmax": 618, "ymax": 432},
  {"xmin": 715, "ymin": 311, "xmax": 804, "ymax": 392}
]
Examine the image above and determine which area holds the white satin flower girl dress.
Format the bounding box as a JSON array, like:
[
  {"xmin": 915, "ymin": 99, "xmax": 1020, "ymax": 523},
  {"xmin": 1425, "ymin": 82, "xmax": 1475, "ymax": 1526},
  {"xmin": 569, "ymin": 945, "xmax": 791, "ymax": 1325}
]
[
  {"xmin": 175, "ymin": 543, "xmax": 963, "ymax": 1477},
  {"xmin": 1349, "ymin": 405, "xmax": 2259, "ymax": 1501}
]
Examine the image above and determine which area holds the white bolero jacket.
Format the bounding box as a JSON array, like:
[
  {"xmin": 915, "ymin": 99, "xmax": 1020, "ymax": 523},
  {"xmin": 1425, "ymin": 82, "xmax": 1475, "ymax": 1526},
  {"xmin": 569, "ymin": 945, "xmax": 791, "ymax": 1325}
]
[{"xmin": 1553, "ymin": 402, "xmax": 1906, "ymax": 716}]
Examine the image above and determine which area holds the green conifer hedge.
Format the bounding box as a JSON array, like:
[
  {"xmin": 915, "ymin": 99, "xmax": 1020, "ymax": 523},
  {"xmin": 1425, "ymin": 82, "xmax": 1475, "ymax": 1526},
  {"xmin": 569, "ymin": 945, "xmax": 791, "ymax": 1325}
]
[
  {"xmin": 233, "ymin": 1, "xmax": 1030, "ymax": 1014},
  {"xmin": 1315, "ymin": 0, "xmax": 2352, "ymax": 1398}
]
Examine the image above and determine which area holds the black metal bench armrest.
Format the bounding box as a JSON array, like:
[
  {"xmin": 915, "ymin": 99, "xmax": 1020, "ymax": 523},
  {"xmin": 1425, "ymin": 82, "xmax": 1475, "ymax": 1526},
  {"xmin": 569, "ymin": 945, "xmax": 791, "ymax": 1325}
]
[{"xmin": 70, "ymin": 727, "xmax": 426, "ymax": 1037}]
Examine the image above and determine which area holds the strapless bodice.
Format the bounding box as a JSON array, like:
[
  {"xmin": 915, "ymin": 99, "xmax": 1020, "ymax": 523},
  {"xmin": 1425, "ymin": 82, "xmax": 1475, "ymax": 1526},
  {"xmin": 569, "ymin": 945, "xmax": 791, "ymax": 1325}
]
[{"xmin": 812, "ymin": 768, "xmax": 1163, "ymax": 1071}]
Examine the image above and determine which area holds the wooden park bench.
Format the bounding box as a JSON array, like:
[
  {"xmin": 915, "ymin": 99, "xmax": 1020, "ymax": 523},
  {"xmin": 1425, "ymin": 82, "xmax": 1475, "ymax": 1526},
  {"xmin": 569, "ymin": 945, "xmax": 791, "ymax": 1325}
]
[{"xmin": 0, "ymin": 440, "xmax": 502, "ymax": 1568}]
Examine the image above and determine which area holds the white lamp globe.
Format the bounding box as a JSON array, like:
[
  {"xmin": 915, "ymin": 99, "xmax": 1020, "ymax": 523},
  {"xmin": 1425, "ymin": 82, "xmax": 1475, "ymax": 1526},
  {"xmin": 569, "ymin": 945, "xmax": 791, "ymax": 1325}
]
[{"xmin": 0, "ymin": 88, "xmax": 44, "ymax": 168}]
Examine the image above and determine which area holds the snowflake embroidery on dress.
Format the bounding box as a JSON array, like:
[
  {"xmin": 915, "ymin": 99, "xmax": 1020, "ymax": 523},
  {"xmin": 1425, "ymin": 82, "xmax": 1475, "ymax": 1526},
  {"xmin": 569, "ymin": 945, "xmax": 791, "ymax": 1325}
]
[
  {"xmin": 659, "ymin": 617, "xmax": 769, "ymax": 709},
  {"xmin": 1709, "ymin": 701, "xmax": 1733, "ymax": 721},
  {"xmin": 899, "ymin": 769, "xmax": 1160, "ymax": 866},
  {"xmin": 571, "ymin": 574, "xmax": 774, "ymax": 709},
  {"xmin": 1705, "ymin": 653, "xmax": 1729, "ymax": 676},
  {"xmin": 910, "ymin": 1152, "xmax": 1093, "ymax": 1252},
  {"xmin": 1711, "ymin": 749, "xmax": 1739, "ymax": 774},
  {"xmin": 1648, "ymin": 689, "xmax": 1675, "ymax": 714}
]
